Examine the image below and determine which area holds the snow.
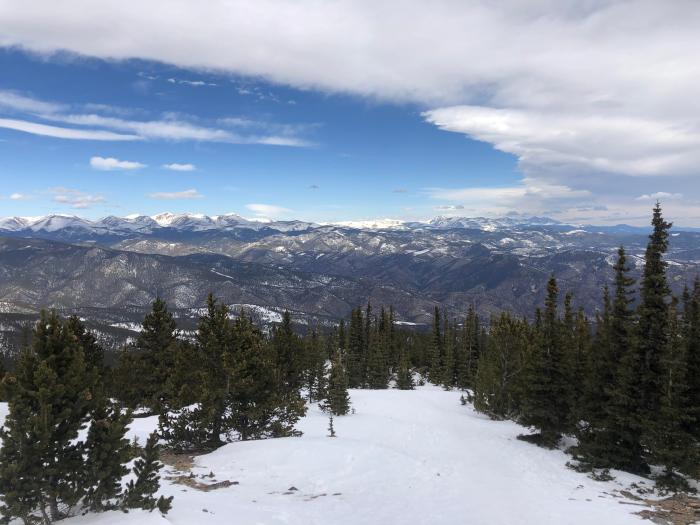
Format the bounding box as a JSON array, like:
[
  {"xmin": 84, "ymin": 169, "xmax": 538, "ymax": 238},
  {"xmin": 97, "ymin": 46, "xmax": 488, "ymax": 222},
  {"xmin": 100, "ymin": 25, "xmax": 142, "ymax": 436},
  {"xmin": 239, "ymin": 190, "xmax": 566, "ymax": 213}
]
[
  {"xmin": 0, "ymin": 388, "xmax": 652, "ymax": 525},
  {"xmin": 332, "ymin": 218, "xmax": 406, "ymax": 230}
]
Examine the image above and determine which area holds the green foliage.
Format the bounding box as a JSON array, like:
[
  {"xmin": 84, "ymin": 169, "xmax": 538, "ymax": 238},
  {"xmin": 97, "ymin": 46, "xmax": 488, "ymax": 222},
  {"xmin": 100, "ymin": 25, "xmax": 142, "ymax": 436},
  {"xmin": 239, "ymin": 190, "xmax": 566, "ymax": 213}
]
[
  {"xmin": 122, "ymin": 433, "xmax": 172, "ymax": 513},
  {"xmin": 113, "ymin": 298, "xmax": 179, "ymax": 412},
  {"xmin": 519, "ymin": 277, "xmax": 569, "ymax": 447},
  {"xmin": 473, "ymin": 313, "xmax": 529, "ymax": 419},
  {"xmin": 83, "ymin": 401, "xmax": 132, "ymax": 511},
  {"xmin": 322, "ymin": 351, "xmax": 351, "ymax": 415}
]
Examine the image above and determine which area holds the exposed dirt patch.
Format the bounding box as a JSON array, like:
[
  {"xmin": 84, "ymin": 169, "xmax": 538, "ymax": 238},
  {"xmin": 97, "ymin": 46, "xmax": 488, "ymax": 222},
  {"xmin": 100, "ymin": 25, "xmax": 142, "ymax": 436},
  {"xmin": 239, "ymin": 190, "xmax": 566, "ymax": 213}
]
[
  {"xmin": 633, "ymin": 494, "xmax": 700, "ymax": 525},
  {"xmin": 160, "ymin": 451, "xmax": 195, "ymax": 473}
]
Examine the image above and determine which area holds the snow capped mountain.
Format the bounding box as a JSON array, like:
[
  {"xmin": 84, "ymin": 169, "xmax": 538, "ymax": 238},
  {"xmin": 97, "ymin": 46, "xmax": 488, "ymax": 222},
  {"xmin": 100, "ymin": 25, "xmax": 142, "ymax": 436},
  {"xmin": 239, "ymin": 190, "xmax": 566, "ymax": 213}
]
[
  {"xmin": 427, "ymin": 215, "xmax": 562, "ymax": 231},
  {"xmin": 27, "ymin": 214, "xmax": 96, "ymax": 233},
  {"xmin": 332, "ymin": 218, "xmax": 406, "ymax": 230}
]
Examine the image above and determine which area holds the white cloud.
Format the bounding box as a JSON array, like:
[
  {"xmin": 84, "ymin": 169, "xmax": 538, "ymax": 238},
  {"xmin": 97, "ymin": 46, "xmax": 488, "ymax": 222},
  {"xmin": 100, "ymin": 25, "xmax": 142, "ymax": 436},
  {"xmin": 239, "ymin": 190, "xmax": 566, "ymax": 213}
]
[
  {"xmin": 426, "ymin": 178, "xmax": 591, "ymax": 217},
  {"xmin": 0, "ymin": 90, "xmax": 66, "ymax": 114},
  {"xmin": 0, "ymin": 118, "xmax": 138, "ymax": 141},
  {"xmin": 148, "ymin": 189, "xmax": 203, "ymax": 200},
  {"xmin": 50, "ymin": 187, "xmax": 106, "ymax": 209},
  {"xmin": 9, "ymin": 192, "xmax": 30, "ymax": 200},
  {"xmin": 162, "ymin": 163, "xmax": 196, "ymax": 171},
  {"xmin": 245, "ymin": 203, "xmax": 291, "ymax": 217},
  {"xmin": 0, "ymin": 89, "xmax": 312, "ymax": 146},
  {"xmin": 90, "ymin": 156, "xmax": 146, "ymax": 171},
  {"xmin": 636, "ymin": 192, "xmax": 683, "ymax": 201},
  {"xmin": 2, "ymin": 2, "xmax": 700, "ymax": 220}
]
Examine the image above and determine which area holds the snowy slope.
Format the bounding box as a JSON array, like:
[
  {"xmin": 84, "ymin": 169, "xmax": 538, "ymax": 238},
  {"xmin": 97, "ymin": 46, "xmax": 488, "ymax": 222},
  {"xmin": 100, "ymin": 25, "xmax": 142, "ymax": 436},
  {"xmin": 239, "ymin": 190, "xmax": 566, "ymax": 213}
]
[{"xmin": 0, "ymin": 388, "xmax": 650, "ymax": 525}]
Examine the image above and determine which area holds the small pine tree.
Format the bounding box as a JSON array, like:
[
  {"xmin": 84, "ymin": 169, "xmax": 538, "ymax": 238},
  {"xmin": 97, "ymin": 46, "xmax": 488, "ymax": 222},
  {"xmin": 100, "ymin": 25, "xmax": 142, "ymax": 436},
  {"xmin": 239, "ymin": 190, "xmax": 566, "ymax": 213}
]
[
  {"xmin": 83, "ymin": 401, "xmax": 133, "ymax": 511},
  {"xmin": 328, "ymin": 416, "xmax": 337, "ymax": 438},
  {"xmin": 323, "ymin": 352, "xmax": 351, "ymax": 415},
  {"xmin": 396, "ymin": 346, "xmax": 414, "ymax": 390},
  {"xmin": 123, "ymin": 433, "xmax": 172, "ymax": 513},
  {"xmin": 519, "ymin": 277, "xmax": 568, "ymax": 447},
  {"xmin": 429, "ymin": 307, "xmax": 443, "ymax": 385}
]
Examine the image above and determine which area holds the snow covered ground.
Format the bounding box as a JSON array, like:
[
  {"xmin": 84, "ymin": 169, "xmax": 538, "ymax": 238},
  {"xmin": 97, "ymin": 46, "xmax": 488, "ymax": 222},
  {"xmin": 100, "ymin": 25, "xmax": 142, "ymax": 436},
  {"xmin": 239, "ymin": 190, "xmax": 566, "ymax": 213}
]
[{"xmin": 0, "ymin": 387, "xmax": 653, "ymax": 524}]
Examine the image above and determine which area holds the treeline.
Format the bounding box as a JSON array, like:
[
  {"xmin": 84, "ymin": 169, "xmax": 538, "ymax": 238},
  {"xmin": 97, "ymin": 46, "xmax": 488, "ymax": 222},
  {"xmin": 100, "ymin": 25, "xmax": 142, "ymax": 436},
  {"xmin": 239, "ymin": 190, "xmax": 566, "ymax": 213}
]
[{"xmin": 423, "ymin": 204, "xmax": 698, "ymax": 491}]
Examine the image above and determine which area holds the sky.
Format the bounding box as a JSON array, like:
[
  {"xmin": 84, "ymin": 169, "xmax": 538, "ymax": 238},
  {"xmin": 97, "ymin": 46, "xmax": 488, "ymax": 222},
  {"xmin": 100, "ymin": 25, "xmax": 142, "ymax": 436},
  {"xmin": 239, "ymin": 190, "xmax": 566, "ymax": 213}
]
[{"xmin": 0, "ymin": 0, "xmax": 699, "ymax": 226}]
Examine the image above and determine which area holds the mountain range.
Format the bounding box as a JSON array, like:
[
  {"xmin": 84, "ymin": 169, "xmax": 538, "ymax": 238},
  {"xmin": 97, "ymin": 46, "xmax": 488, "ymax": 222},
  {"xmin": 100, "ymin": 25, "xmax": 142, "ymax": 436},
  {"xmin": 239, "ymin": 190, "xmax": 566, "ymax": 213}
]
[{"xmin": 1, "ymin": 212, "xmax": 699, "ymax": 353}]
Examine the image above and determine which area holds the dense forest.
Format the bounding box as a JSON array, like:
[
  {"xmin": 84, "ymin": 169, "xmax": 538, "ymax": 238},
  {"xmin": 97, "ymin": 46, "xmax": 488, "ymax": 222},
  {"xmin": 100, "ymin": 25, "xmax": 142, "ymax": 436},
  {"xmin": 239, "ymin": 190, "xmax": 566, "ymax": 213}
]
[{"xmin": 0, "ymin": 204, "xmax": 698, "ymax": 524}]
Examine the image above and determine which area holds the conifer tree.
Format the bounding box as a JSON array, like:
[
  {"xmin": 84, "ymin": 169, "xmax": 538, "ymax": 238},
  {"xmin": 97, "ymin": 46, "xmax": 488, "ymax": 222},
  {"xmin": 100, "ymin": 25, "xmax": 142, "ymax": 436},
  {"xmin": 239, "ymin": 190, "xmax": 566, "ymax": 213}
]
[
  {"xmin": 474, "ymin": 313, "xmax": 528, "ymax": 418},
  {"xmin": 273, "ymin": 311, "xmax": 304, "ymax": 392},
  {"xmin": 0, "ymin": 312, "xmax": 97, "ymax": 523},
  {"xmin": 456, "ymin": 306, "xmax": 480, "ymax": 389},
  {"xmin": 429, "ymin": 307, "xmax": 443, "ymax": 385},
  {"xmin": 115, "ymin": 298, "xmax": 179, "ymax": 412},
  {"xmin": 519, "ymin": 277, "xmax": 568, "ymax": 446},
  {"xmin": 637, "ymin": 203, "xmax": 672, "ymax": 420},
  {"xmin": 122, "ymin": 433, "xmax": 172, "ymax": 514},
  {"xmin": 346, "ymin": 308, "xmax": 366, "ymax": 388},
  {"xmin": 83, "ymin": 400, "xmax": 132, "ymax": 511},
  {"xmin": 304, "ymin": 328, "xmax": 327, "ymax": 401},
  {"xmin": 396, "ymin": 345, "xmax": 414, "ymax": 390},
  {"xmin": 323, "ymin": 351, "xmax": 351, "ymax": 415},
  {"xmin": 227, "ymin": 312, "xmax": 306, "ymax": 440},
  {"xmin": 685, "ymin": 278, "xmax": 700, "ymax": 440},
  {"xmin": 366, "ymin": 307, "xmax": 390, "ymax": 388},
  {"xmin": 648, "ymin": 298, "xmax": 697, "ymax": 490},
  {"xmin": 441, "ymin": 317, "xmax": 456, "ymax": 388}
]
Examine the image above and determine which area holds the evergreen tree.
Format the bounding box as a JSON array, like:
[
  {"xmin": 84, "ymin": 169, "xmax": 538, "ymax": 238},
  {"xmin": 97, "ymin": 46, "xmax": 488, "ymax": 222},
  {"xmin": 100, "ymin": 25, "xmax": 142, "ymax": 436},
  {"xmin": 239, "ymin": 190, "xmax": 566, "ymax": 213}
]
[
  {"xmin": 114, "ymin": 298, "xmax": 179, "ymax": 412},
  {"xmin": 366, "ymin": 307, "xmax": 389, "ymax": 389},
  {"xmin": 441, "ymin": 317, "xmax": 456, "ymax": 388},
  {"xmin": 122, "ymin": 433, "xmax": 172, "ymax": 514},
  {"xmin": 429, "ymin": 307, "xmax": 443, "ymax": 385},
  {"xmin": 473, "ymin": 313, "xmax": 528, "ymax": 418},
  {"xmin": 648, "ymin": 298, "xmax": 697, "ymax": 490},
  {"xmin": 83, "ymin": 401, "xmax": 132, "ymax": 511},
  {"xmin": 303, "ymin": 328, "xmax": 327, "ymax": 401},
  {"xmin": 519, "ymin": 277, "xmax": 568, "ymax": 446},
  {"xmin": 346, "ymin": 308, "xmax": 366, "ymax": 388},
  {"xmin": 227, "ymin": 312, "xmax": 306, "ymax": 440},
  {"xmin": 323, "ymin": 351, "xmax": 351, "ymax": 415},
  {"xmin": 684, "ymin": 278, "xmax": 700, "ymax": 441},
  {"xmin": 273, "ymin": 311, "xmax": 304, "ymax": 392},
  {"xmin": 456, "ymin": 305, "xmax": 480, "ymax": 389},
  {"xmin": 0, "ymin": 312, "xmax": 97, "ymax": 523},
  {"xmin": 637, "ymin": 203, "xmax": 672, "ymax": 420},
  {"xmin": 396, "ymin": 345, "xmax": 414, "ymax": 390}
]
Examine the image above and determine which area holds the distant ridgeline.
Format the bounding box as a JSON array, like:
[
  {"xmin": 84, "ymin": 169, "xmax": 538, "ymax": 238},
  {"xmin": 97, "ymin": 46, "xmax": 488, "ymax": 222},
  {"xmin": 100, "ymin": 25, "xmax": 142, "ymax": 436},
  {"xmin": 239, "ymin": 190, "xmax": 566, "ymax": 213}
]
[{"xmin": 0, "ymin": 204, "xmax": 698, "ymax": 524}]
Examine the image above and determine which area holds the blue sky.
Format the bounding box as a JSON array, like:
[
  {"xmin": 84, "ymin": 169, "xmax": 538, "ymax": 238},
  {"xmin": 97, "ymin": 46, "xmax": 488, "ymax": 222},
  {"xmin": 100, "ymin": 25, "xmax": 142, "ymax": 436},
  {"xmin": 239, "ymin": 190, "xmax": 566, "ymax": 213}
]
[
  {"xmin": 0, "ymin": 49, "xmax": 519, "ymax": 222},
  {"xmin": 1, "ymin": 1, "xmax": 699, "ymax": 225}
]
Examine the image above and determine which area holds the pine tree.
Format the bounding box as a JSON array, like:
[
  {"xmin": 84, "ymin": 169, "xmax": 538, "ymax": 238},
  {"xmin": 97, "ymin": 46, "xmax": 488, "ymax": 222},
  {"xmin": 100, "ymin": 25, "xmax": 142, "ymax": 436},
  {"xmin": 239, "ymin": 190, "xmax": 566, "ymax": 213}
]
[
  {"xmin": 328, "ymin": 416, "xmax": 337, "ymax": 438},
  {"xmin": 396, "ymin": 345, "xmax": 414, "ymax": 390},
  {"xmin": 429, "ymin": 307, "xmax": 443, "ymax": 385},
  {"xmin": 441, "ymin": 317, "xmax": 456, "ymax": 388},
  {"xmin": 456, "ymin": 305, "xmax": 480, "ymax": 389},
  {"xmin": 0, "ymin": 311, "xmax": 96, "ymax": 523},
  {"xmin": 637, "ymin": 203, "xmax": 672, "ymax": 420},
  {"xmin": 227, "ymin": 312, "xmax": 306, "ymax": 440},
  {"xmin": 519, "ymin": 277, "xmax": 568, "ymax": 447},
  {"xmin": 304, "ymin": 328, "xmax": 327, "ymax": 401},
  {"xmin": 684, "ymin": 278, "xmax": 700, "ymax": 441},
  {"xmin": 366, "ymin": 307, "xmax": 389, "ymax": 389},
  {"xmin": 473, "ymin": 313, "xmax": 528, "ymax": 418},
  {"xmin": 273, "ymin": 311, "xmax": 304, "ymax": 392},
  {"xmin": 123, "ymin": 432, "xmax": 172, "ymax": 513},
  {"xmin": 648, "ymin": 298, "xmax": 697, "ymax": 491},
  {"xmin": 115, "ymin": 298, "xmax": 179, "ymax": 412},
  {"xmin": 323, "ymin": 351, "xmax": 351, "ymax": 415},
  {"xmin": 346, "ymin": 308, "xmax": 366, "ymax": 388},
  {"xmin": 83, "ymin": 400, "xmax": 132, "ymax": 511}
]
